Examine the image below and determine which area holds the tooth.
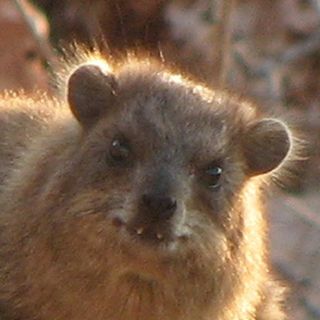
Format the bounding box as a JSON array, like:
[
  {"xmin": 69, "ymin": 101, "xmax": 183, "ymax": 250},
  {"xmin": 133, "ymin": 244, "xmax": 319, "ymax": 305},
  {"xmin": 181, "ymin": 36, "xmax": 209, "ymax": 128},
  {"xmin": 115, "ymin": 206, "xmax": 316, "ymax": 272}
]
[
  {"xmin": 156, "ymin": 233, "xmax": 163, "ymax": 240},
  {"xmin": 136, "ymin": 227, "xmax": 144, "ymax": 235}
]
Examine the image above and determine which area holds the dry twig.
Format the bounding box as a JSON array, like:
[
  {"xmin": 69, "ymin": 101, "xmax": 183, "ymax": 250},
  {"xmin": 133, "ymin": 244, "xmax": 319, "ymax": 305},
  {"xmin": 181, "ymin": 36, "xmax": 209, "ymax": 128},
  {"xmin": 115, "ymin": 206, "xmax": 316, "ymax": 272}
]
[
  {"xmin": 13, "ymin": 0, "xmax": 58, "ymax": 72},
  {"xmin": 311, "ymin": 0, "xmax": 320, "ymax": 15},
  {"xmin": 214, "ymin": 0, "xmax": 237, "ymax": 88}
]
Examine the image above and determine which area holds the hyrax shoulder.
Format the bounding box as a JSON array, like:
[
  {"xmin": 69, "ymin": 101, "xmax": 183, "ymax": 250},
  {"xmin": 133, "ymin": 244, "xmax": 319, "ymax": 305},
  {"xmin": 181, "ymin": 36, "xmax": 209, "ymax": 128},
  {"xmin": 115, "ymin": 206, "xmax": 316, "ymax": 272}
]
[{"xmin": 0, "ymin": 52, "xmax": 292, "ymax": 320}]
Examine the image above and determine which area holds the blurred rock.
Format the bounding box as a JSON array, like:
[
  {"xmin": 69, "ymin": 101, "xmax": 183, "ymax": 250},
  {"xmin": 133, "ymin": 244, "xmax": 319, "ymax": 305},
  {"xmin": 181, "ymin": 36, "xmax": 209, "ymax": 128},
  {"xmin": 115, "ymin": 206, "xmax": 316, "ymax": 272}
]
[
  {"xmin": 35, "ymin": 0, "xmax": 169, "ymax": 50},
  {"xmin": 0, "ymin": 0, "xmax": 50, "ymax": 92}
]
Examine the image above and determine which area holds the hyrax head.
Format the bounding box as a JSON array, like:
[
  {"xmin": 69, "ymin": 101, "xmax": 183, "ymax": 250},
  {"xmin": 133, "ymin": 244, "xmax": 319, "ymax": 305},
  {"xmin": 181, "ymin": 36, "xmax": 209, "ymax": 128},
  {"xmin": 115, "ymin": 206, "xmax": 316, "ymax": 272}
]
[{"xmin": 63, "ymin": 60, "xmax": 291, "ymax": 270}]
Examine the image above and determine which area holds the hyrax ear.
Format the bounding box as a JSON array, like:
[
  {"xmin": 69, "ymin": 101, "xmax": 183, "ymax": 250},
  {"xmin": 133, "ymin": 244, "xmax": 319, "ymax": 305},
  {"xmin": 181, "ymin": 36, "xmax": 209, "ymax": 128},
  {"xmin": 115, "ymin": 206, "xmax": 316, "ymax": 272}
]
[
  {"xmin": 242, "ymin": 119, "xmax": 291, "ymax": 176},
  {"xmin": 67, "ymin": 64, "xmax": 117, "ymax": 127}
]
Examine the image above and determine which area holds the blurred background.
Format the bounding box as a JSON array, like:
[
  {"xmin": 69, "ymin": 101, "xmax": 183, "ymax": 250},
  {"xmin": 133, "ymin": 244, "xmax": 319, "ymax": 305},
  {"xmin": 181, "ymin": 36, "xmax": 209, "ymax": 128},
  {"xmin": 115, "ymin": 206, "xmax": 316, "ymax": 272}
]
[{"xmin": 0, "ymin": 0, "xmax": 319, "ymax": 318}]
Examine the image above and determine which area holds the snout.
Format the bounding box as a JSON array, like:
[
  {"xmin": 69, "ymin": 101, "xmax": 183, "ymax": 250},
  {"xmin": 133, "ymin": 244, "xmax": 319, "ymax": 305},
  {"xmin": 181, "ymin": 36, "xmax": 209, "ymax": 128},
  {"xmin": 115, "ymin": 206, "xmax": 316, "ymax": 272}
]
[
  {"xmin": 141, "ymin": 193, "xmax": 177, "ymax": 221},
  {"xmin": 125, "ymin": 192, "xmax": 181, "ymax": 244}
]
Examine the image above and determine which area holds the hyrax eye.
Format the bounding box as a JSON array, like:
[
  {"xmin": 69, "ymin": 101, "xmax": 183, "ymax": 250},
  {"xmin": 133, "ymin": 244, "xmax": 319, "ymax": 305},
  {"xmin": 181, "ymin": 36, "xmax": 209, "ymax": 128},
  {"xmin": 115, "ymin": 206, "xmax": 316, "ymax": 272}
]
[
  {"xmin": 109, "ymin": 138, "xmax": 130, "ymax": 163},
  {"xmin": 203, "ymin": 166, "xmax": 223, "ymax": 189}
]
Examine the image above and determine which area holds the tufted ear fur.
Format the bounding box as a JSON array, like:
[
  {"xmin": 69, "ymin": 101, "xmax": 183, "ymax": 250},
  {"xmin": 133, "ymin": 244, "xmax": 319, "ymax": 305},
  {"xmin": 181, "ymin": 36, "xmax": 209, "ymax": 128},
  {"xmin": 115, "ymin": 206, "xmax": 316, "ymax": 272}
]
[
  {"xmin": 242, "ymin": 119, "xmax": 291, "ymax": 176},
  {"xmin": 67, "ymin": 64, "xmax": 117, "ymax": 127}
]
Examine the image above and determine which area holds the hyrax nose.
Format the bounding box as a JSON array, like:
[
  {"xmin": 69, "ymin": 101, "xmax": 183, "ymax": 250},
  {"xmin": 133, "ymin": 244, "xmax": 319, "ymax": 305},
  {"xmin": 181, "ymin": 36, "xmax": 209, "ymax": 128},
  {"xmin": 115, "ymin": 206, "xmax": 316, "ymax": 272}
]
[{"xmin": 141, "ymin": 193, "xmax": 177, "ymax": 221}]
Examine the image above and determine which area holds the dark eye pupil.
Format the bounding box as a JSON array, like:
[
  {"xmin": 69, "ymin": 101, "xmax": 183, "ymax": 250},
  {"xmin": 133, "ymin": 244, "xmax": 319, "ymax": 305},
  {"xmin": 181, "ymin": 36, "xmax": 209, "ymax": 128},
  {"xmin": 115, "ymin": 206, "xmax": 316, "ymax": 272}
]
[
  {"xmin": 205, "ymin": 166, "xmax": 222, "ymax": 189},
  {"xmin": 110, "ymin": 139, "xmax": 130, "ymax": 162}
]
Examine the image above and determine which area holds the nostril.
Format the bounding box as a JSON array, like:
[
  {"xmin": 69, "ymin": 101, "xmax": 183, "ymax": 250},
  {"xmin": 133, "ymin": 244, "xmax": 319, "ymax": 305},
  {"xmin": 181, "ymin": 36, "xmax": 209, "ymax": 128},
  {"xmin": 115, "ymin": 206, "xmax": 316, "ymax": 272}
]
[
  {"xmin": 141, "ymin": 194, "xmax": 177, "ymax": 220},
  {"xmin": 164, "ymin": 198, "xmax": 177, "ymax": 211},
  {"xmin": 142, "ymin": 194, "xmax": 153, "ymax": 208}
]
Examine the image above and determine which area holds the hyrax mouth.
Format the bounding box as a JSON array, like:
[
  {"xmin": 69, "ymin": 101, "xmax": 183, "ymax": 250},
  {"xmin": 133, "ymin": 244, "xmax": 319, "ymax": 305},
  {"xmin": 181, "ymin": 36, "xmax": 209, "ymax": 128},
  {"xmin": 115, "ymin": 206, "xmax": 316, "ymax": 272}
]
[
  {"xmin": 112, "ymin": 217, "xmax": 185, "ymax": 245},
  {"xmin": 130, "ymin": 225, "xmax": 168, "ymax": 243},
  {"xmin": 112, "ymin": 216, "xmax": 175, "ymax": 244}
]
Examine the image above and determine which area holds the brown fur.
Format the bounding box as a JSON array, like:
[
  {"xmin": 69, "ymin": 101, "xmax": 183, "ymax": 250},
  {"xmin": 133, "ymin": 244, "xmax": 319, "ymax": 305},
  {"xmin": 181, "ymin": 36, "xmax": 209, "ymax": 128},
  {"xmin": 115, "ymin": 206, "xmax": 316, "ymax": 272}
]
[{"xmin": 0, "ymin": 52, "xmax": 290, "ymax": 320}]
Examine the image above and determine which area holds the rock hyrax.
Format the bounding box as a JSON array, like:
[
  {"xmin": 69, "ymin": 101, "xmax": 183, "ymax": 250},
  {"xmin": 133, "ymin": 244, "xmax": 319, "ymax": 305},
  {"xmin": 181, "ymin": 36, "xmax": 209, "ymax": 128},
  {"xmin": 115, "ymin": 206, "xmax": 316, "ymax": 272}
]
[{"xmin": 0, "ymin": 52, "xmax": 292, "ymax": 320}]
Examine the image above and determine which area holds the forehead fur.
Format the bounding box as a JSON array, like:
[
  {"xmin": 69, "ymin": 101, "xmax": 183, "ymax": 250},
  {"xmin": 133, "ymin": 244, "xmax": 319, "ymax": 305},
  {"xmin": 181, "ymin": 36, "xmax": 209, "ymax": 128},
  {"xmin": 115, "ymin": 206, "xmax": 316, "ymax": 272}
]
[
  {"xmin": 63, "ymin": 49, "xmax": 262, "ymax": 160},
  {"xmin": 96, "ymin": 59, "xmax": 259, "ymax": 159},
  {"xmin": 115, "ymin": 57, "xmax": 257, "ymax": 119},
  {"xmin": 61, "ymin": 48, "xmax": 258, "ymax": 126}
]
